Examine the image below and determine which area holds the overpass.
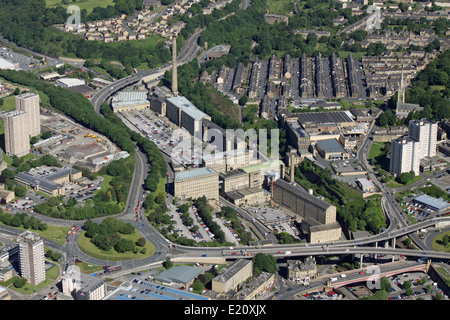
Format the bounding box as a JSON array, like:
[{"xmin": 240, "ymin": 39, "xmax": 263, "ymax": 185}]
[
  {"xmin": 331, "ymin": 261, "xmax": 429, "ymax": 289},
  {"xmin": 89, "ymin": 28, "xmax": 203, "ymax": 113}
]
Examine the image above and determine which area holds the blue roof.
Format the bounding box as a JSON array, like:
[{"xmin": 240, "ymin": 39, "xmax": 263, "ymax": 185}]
[
  {"xmin": 413, "ymin": 194, "xmax": 450, "ymax": 211},
  {"xmin": 316, "ymin": 138, "xmax": 347, "ymax": 153}
]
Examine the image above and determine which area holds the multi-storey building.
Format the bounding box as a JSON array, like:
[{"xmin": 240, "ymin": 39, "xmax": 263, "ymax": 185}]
[
  {"xmin": 272, "ymin": 179, "xmax": 342, "ymax": 243},
  {"xmin": 61, "ymin": 266, "xmax": 106, "ymax": 300},
  {"xmin": 212, "ymin": 259, "xmax": 253, "ymax": 294},
  {"xmin": 15, "ymin": 92, "xmax": 40, "ymax": 137},
  {"xmin": 17, "ymin": 231, "xmax": 46, "ymax": 286},
  {"xmin": 408, "ymin": 119, "xmax": 438, "ymax": 159},
  {"xmin": 165, "ymin": 96, "xmax": 211, "ymax": 138},
  {"xmin": 273, "ymin": 179, "xmax": 336, "ymax": 225},
  {"xmin": 389, "ymin": 136, "xmax": 421, "ymax": 176},
  {"xmin": 2, "ymin": 110, "xmax": 30, "ymax": 157},
  {"xmin": 174, "ymin": 167, "xmax": 219, "ymax": 200}
]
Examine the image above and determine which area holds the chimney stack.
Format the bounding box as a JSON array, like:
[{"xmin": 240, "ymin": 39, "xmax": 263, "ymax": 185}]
[{"xmin": 172, "ymin": 38, "xmax": 178, "ymax": 96}]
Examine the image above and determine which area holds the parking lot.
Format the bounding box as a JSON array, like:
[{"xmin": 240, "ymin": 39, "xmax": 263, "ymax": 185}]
[
  {"xmin": 108, "ymin": 278, "xmax": 210, "ymax": 301},
  {"xmin": 166, "ymin": 203, "xmax": 245, "ymax": 245},
  {"xmin": 247, "ymin": 206, "xmax": 301, "ymax": 239},
  {"xmin": 302, "ymin": 271, "xmax": 447, "ymax": 300}
]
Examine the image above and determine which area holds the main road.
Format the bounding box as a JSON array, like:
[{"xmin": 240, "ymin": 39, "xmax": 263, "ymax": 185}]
[
  {"xmin": 4, "ymin": 24, "xmax": 445, "ymax": 276},
  {"xmin": 90, "ymin": 28, "xmax": 203, "ymax": 113}
]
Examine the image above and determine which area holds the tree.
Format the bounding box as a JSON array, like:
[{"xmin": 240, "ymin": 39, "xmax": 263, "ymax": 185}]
[
  {"xmin": 238, "ymin": 95, "xmax": 248, "ymax": 106},
  {"xmin": 163, "ymin": 257, "xmax": 173, "ymax": 269},
  {"xmin": 136, "ymin": 237, "xmax": 146, "ymax": 247},
  {"xmin": 192, "ymin": 278, "xmax": 205, "ymax": 291},
  {"xmin": 397, "ymin": 171, "xmax": 415, "ymax": 184},
  {"xmin": 115, "ymin": 238, "xmax": 135, "ymax": 253},
  {"xmin": 14, "ymin": 278, "xmax": 27, "ymax": 288},
  {"xmin": 253, "ymin": 253, "xmax": 278, "ymax": 274},
  {"xmin": 14, "ymin": 185, "xmax": 27, "ymax": 198},
  {"xmin": 380, "ymin": 276, "xmax": 391, "ymax": 292},
  {"xmin": 442, "ymin": 234, "xmax": 449, "ymax": 246}
]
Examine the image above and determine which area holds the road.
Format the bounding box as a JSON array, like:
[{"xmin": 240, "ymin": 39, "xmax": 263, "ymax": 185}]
[
  {"xmin": 90, "ymin": 28, "xmax": 203, "ymax": 113},
  {"xmin": 2, "ymin": 21, "xmax": 449, "ymax": 297},
  {"xmin": 357, "ymin": 119, "xmax": 433, "ymax": 250}
]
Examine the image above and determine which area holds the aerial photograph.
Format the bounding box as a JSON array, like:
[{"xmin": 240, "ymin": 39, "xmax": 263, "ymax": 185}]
[{"xmin": 0, "ymin": 0, "xmax": 449, "ymax": 313}]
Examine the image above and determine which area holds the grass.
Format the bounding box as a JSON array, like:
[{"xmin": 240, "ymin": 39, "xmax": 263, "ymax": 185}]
[
  {"xmin": 338, "ymin": 51, "xmax": 365, "ymax": 60},
  {"xmin": 338, "ymin": 99, "xmax": 384, "ymax": 110},
  {"xmin": 75, "ymin": 261, "xmax": 104, "ymax": 274},
  {"xmin": 386, "ymin": 175, "xmax": 423, "ymax": 189},
  {"xmin": 0, "ymin": 95, "xmax": 17, "ymax": 112},
  {"xmin": 368, "ymin": 141, "xmax": 387, "ymax": 160},
  {"xmin": 77, "ymin": 230, "xmax": 155, "ymax": 261},
  {"xmin": 45, "ymin": 0, "xmax": 115, "ymax": 14},
  {"xmin": 0, "ymin": 264, "xmax": 60, "ymax": 295},
  {"xmin": 0, "ymin": 219, "xmax": 70, "ymax": 245},
  {"xmin": 432, "ymin": 230, "xmax": 450, "ymax": 253},
  {"xmin": 204, "ymin": 84, "xmax": 241, "ymax": 123},
  {"xmin": 267, "ymin": 0, "xmax": 298, "ymax": 15}
]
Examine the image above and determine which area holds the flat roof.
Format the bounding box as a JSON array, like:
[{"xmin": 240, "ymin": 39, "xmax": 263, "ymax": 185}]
[
  {"xmin": 316, "ymin": 139, "xmax": 347, "ymax": 154},
  {"xmin": 174, "ymin": 167, "xmax": 218, "ymax": 181},
  {"xmin": 167, "ymin": 96, "xmax": 209, "ymax": 120},
  {"xmin": 287, "ymin": 120, "xmax": 309, "ymax": 137},
  {"xmin": 112, "ymin": 91, "xmax": 148, "ymax": 103},
  {"xmin": 356, "ymin": 178, "xmax": 375, "ymax": 189},
  {"xmin": 241, "ymin": 160, "xmax": 283, "ymax": 174},
  {"xmin": 296, "ymin": 111, "xmax": 354, "ymax": 125},
  {"xmin": 107, "ymin": 278, "xmax": 210, "ymax": 300},
  {"xmin": 154, "ymin": 265, "xmax": 204, "ymax": 285},
  {"xmin": 413, "ymin": 194, "xmax": 450, "ymax": 212}
]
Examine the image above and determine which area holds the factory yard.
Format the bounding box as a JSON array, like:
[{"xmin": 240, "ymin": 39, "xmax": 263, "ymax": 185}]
[{"xmin": 38, "ymin": 110, "xmax": 129, "ymax": 172}]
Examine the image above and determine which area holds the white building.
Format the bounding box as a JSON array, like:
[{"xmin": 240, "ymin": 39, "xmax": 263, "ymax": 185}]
[
  {"xmin": 2, "ymin": 110, "xmax": 30, "ymax": 157},
  {"xmin": 61, "ymin": 265, "xmax": 106, "ymax": 300},
  {"xmin": 17, "ymin": 231, "xmax": 46, "ymax": 286},
  {"xmin": 15, "ymin": 92, "xmax": 41, "ymax": 137},
  {"xmin": 408, "ymin": 119, "xmax": 437, "ymax": 159},
  {"xmin": 390, "ymin": 136, "xmax": 420, "ymax": 176},
  {"xmin": 56, "ymin": 78, "xmax": 86, "ymax": 88}
]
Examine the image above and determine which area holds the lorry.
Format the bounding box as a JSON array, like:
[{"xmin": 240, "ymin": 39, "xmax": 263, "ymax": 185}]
[
  {"xmin": 330, "ymin": 277, "xmax": 338, "ymax": 282},
  {"xmin": 284, "ymin": 251, "xmax": 291, "ymax": 255}
]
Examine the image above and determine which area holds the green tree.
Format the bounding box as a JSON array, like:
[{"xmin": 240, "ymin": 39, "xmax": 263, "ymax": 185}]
[
  {"xmin": 14, "ymin": 185, "xmax": 27, "ymax": 198},
  {"xmin": 442, "ymin": 234, "xmax": 449, "ymax": 246},
  {"xmin": 14, "ymin": 278, "xmax": 27, "ymax": 288},
  {"xmin": 253, "ymin": 253, "xmax": 278, "ymax": 274},
  {"xmin": 192, "ymin": 278, "xmax": 205, "ymax": 291},
  {"xmin": 115, "ymin": 238, "xmax": 135, "ymax": 253},
  {"xmin": 163, "ymin": 257, "xmax": 173, "ymax": 269},
  {"xmin": 136, "ymin": 237, "xmax": 146, "ymax": 247},
  {"xmin": 380, "ymin": 276, "xmax": 391, "ymax": 292}
]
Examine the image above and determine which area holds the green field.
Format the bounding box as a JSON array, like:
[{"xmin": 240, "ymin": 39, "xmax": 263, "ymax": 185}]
[
  {"xmin": 368, "ymin": 141, "xmax": 387, "ymax": 160},
  {"xmin": 267, "ymin": 0, "xmax": 298, "ymax": 15},
  {"xmin": 77, "ymin": 230, "xmax": 155, "ymax": 261},
  {"xmin": 432, "ymin": 230, "xmax": 450, "ymax": 253},
  {"xmin": 45, "ymin": 0, "xmax": 115, "ymax": 14},
  {"xmin": 0, "ymin": 264, "xmax": 60, "ymax": 295}
]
